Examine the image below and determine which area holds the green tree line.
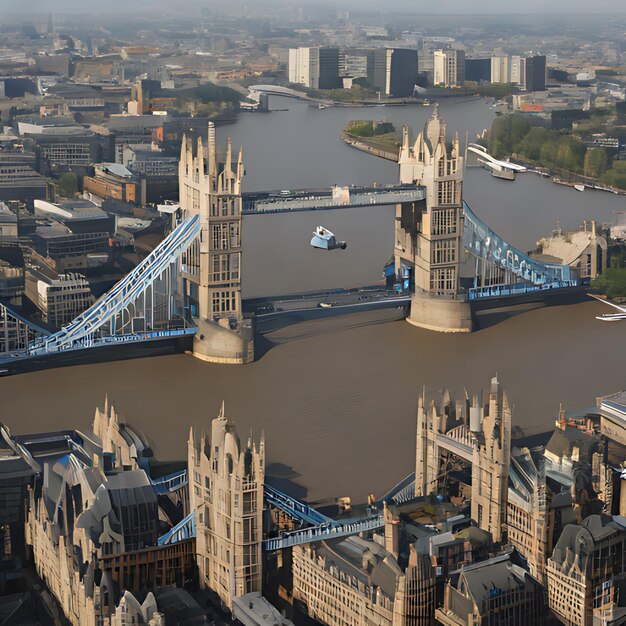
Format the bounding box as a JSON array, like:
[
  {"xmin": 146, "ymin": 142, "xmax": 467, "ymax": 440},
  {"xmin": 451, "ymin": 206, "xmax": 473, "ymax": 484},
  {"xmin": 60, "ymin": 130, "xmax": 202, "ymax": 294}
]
[{"xmin": 486, "ymin": 114, "xmax": 626, "ymax": 189}]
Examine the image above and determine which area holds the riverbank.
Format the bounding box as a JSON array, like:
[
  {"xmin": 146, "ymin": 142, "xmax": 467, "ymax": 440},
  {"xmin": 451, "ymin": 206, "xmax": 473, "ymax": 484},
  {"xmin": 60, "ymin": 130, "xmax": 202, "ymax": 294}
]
[
  {"xmin": 511, "ymin": 154, "xmax": 626, "ymax": 196},
  {"xmin": 248, "ymin": 84, "xmax": 483, "ymax": 108},
  {"xmin": 342, "ymin": 131, "xmax": 399, "ymax": 161}
]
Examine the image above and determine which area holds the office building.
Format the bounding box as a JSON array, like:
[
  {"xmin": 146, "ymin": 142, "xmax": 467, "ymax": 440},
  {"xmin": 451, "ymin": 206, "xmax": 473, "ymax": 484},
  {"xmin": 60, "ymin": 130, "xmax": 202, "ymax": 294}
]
[
  {"xmin": 288, "ymin": 47, "xmax": 340, "ymax": 90},
  {"xmin": 34, "ymin": 198, "xmax": 115, "ymax": 235},
  {"xmin": 0, "ymin": 243, "xmax": 24, "ymax": 307},
  {"xmin": 511, "ymin": 55, "xmax": 526, "ymax": 88},
  {"xmin": 436, "ymin": 555, "xmax": 545, "ymax": 625},
  {"xmin": 525, "ymin": 55, "xmax": 547, "ymax": 92},
  {"xmin": 367, "ymin": 48, "xmax": 419, "ymax": 97},
  {"xmin": 21, "ymin": 126, "xmax": 109, "ymax": 170},
  {"xmin": 0, "ymin": 152, "xmax": 47, "ymax": 205},
  {"xmin": 122, "ymin": 144, "xmax": 178, "ymax": 177},
  {"xmin": 389, "ymin": 48, "xmax": 418, "ymax": 98},
  {"xmin": 289, "ymin": 47, "xmax": 315, "ymax": 87},
  {"xmin": 26, "ymin": 270, "xmax": 94, "ymax": 327},
  {"xmin": 367, "ymin": 48, "xmax": 390, "ymax": 93},
  {"xmin": 433, "ymin": 49, "xmax": 465, "ymax": 87},
  {"xmin": 465, "ymin": 58, "xmax": 491, "ymax": 83},
  {"xmin": 31, "ymin": 198, "xmax": 114, "ymax": 271},
  {"xmin": 83, "ymin": 162, "xmax": 145, "ymax": 204},
  {"xmin": 547, "ymin": 515, "xmax": 626, "ymax": 626},
  {"xmin": 491, "ymin": 54, "xmax": 528, "ymax": 87},
  {"xmin": 341, "ymin": 51, "xmax": 368, "ymax": 80},
  {"xmin": 491, "ymin": 55, "xmax": 510, "ymax": 83},
  {"xmin": 292, "ymin": 534, "xmax": 435, "ymax": 625},
  {"xmin": 188, "ymin": 403, "xmax": 264, "ymax": 609}
]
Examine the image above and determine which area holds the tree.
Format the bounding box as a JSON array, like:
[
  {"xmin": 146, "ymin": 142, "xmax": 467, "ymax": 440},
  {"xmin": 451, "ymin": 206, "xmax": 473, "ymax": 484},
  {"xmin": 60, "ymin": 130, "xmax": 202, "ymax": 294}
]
[
  {"xmin": 584, "ymin": 148, "xmax": 609, "ymax": 178},
  {"xmin": 539, "ymin": 141, "xmax": 558, "ymax": 167},
  {"xmin": 602, "ymin": 168, "xmax": 626, "ymax": 190},
  {"xmin": 489, "ymin": 116, "xmax": 512, "ymax": 158},
  {"xmin": 509, "ymin": 115, "xmax": 531, "ymax": 153},
  {"xmin": 555, "ymin": 136, "xmax": 586, "ymax": 172},
  {"xmin": 519, "ymin": 127, "xmax": 552, "ymax": 161},
  {"xmin": 488, "ymin": 114, "xmax": 530, "ymax": 158},
  {"xmin": 57, "ymin": 172, "xmax": 77, "ymax": 198},
  {"xmin": 592, "ymin": 267, "xmax": 626, "ymax": 299}
]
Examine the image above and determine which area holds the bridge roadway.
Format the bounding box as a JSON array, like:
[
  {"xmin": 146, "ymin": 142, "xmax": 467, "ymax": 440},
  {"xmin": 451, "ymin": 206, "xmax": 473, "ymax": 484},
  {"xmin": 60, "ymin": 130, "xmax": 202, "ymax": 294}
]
[
  {"xmin": 244, "ymin": 285, "xmax": 411, "ymax": 322},
  {"xmin": 242, "ymin": 184, "xmax": 424, "ymax": 214}
]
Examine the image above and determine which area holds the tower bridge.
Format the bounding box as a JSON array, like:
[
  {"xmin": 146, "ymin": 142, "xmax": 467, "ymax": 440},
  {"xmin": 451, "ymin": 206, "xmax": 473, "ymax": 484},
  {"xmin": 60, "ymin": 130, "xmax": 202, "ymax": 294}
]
[
  {"xmin": 242, "ymin": 184, "xmax": 425, "ymax": 214},
  {"xmin": 1, "ymin": 113, "xmax": 586, "ymax": 371}
]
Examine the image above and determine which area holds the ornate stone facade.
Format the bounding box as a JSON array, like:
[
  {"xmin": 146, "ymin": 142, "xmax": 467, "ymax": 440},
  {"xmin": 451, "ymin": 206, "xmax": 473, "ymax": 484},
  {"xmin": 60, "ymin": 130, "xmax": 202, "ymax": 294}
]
[
  {"xmin": 415, "ymin": 376, "xmax": 510, "ymax": 543},
  {"xmin": 188, "ymin": 403, "xmax": 264, "ymax": 609},
  {"xmin": 292, "ymin": 535, "xmax": 435, "ymax": 626},
  {"xmin": 396, "ymin": 108, "xmax": 472, "ymax": 332},
  {"xmin": 178, "ymin": 122, "xmax": 253, "ymax": 363}
]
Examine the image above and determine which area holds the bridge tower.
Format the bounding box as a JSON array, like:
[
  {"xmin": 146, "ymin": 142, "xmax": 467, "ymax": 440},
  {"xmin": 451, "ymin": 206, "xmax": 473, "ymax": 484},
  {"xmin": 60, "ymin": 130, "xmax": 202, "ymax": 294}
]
[
  {"xmin": 188, "ymin": 403, "xmax": 265, "ymax": 609},
  {"xmin": 396, "ymin": 107, "xmax": 473, "ymax": 332},
  {"xmin": 469, "ymin": 376, "xmax": 511, "ymax": 544},
  {"xmin": 179, "ymin": 123, "xmax": 253, "ymax": 363},
  {"xmin": 415, "ymin": 377, "xmax": 511, "ymax": 543}
]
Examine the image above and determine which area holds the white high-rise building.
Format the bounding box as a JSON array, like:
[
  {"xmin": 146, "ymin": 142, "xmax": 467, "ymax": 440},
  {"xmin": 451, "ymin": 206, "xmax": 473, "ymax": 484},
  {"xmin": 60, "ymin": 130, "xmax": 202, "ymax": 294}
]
[
  {"xmin": 510, "ymin": 55, "xmax": 526, "ymax": 88},
  {"xmin": 491, "ymin": 54, "xmax": 510, "ymax": 83},
  {"xmin": 433, "ymin": 49, "xmax": 465, "ymax": 87},
  {"xmin": 288, "ymin": 47, "xmax": 320, "ymax": 88}
]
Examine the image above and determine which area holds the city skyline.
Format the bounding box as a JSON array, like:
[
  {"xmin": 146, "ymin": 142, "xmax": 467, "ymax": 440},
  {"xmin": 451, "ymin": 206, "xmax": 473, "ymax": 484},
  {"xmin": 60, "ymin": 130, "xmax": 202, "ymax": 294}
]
[{"xmin": 0, "ymin": 3, "xmax": 625, "ymax": 624}]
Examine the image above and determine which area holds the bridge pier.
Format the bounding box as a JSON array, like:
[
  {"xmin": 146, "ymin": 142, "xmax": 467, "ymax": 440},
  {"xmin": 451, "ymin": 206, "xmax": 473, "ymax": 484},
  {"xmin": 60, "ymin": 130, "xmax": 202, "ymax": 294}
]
[
  {"xmin": 192, "ymin": 318, "xmax": 254, "ymax": 365},
  {"xmin": 407, "ymin": 291, "xmax": 473, "ymax": 333}
]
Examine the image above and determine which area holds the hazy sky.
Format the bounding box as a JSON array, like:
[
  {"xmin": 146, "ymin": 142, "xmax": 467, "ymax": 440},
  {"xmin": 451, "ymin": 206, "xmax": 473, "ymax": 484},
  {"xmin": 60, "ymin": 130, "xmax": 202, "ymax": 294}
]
[{"xmin": 2, "ymin": 0, "xmax": 626, "ymax": 14}]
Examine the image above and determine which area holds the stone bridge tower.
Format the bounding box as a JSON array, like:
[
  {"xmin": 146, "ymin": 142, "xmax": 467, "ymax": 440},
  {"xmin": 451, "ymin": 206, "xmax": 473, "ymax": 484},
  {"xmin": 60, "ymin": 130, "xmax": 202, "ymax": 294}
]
[
  {"xmin": 396, "ymin": 107, "xmax": 472, "ymax": 332},
  {"xmin": 470, "ymin": 376, "xmax": 511, "ymax": 544},
  {"xmin": 415, "ymin": 376, "xmax": 511, "ymax": 543},
  {"xmin": 178, "ymin": 122, "xmax": 253, "ymax": 363},
  {"xmin": 188, "ymin": 403, "xmax": 264, "ymax": 609}
]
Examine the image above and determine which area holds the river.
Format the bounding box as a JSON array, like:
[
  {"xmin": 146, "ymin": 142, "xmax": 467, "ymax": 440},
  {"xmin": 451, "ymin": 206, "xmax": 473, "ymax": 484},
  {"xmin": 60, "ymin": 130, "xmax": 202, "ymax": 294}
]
[{"xmin": 1, "ymin": 96, "xmax": 625, "ymax": 504}]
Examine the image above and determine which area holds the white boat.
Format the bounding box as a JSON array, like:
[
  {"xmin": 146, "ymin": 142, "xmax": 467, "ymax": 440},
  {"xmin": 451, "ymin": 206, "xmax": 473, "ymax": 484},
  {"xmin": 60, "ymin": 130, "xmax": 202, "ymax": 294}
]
[
  {"xmin": 574, "ymin": 184, "xmax": 585, "ymax": 192},
  {"xmin": 310, "ymin": 226, "xmax": 347, "ymax": 250}
]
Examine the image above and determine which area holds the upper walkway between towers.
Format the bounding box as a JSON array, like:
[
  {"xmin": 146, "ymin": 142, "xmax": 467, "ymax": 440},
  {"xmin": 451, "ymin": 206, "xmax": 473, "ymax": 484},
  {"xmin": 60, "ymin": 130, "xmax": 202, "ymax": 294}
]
[{"xmin": 242, "ymin": 184, "xmax": 425, "ymax": 214}]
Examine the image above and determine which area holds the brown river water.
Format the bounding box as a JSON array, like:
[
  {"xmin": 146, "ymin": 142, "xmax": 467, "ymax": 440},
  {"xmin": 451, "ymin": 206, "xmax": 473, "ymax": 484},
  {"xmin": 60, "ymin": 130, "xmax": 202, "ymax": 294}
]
[{"xmin": 1, "ymin": 97, "xmax": 625, "ymax": 504}]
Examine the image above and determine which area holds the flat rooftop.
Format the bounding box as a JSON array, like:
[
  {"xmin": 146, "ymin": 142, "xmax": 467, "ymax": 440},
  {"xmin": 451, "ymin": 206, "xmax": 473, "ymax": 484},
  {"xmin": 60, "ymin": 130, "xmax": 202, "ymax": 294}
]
[
  {"xmin": 600, "ymin": 391, "xmax": 626, "ymax": 423},
  {"xmin": 34, "ymin": 199, "xmax": 110, "ymax": 222}
]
